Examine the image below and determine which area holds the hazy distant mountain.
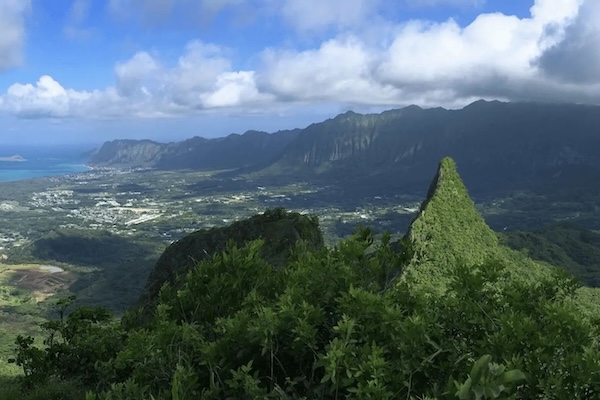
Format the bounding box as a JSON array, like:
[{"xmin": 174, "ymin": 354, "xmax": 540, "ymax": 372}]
[
  {"xmin": 88, "ymin": 129, "xmax": 300, "ymax": 170},
  {"xmin": 89, "ymin": 100, "xmax": 600, "ymax": 198}
]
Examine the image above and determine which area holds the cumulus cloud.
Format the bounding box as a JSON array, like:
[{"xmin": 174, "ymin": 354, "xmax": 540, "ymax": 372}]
[
  {"xmin": 258, "ymin": 37, "xmax": 399, "ymax": 104},
  {"xmin": 0, "ymin": 0, "xmax": 30, "ymax": 71},
  {"xmin": 0, "ymin": 40, "xmax": 270, "ymax": 119},
  {"xmin": 2, "ymin": 75, "xmax": 91, "ymax": 118},
  {"xmin": 258, "ymin": 0, "xmax": 596, "ymax": 107},
  {"xmin": 536, "ymin": 0, "xmax": 600, "ymax": 84},
  {"xmin": 2, "ymin": 0, "xmax": 600, "ymax": 120}
]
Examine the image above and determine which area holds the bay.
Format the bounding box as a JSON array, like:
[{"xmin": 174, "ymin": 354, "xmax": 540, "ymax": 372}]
[{"xmin": 0, "ymin": 144, "xmax": 92, "ymax": 183}]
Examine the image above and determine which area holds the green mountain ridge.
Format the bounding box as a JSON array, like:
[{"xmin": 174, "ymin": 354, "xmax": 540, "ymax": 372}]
[
  {"xmin": 272, "ymin": 100, "xmax": 600, "ymax": 197},
  {"xmin": 89, "ymin": 100, "xmax": 600, "ymax": 199}
]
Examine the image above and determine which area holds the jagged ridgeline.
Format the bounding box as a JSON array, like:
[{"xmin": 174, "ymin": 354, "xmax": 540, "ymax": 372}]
[
  {"xmin": 401, "ymin": 157, "xmax": 557, "ymax": 297},
  {"xmin": 127, "ymin": 208, "xmax": 324, "ymax": 325}
]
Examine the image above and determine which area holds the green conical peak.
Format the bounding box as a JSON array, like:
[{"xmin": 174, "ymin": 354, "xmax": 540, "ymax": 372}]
[{"xmin": 401, "ymin": 157, "xmax": 500, "ymax": 293}]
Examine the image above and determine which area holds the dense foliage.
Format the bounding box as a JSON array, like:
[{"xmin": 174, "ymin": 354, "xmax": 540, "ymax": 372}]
[
  {"xmin": 402, "ymin": 158, "xmax": 550, "ymax": 299},
  {"xmin": 2, "ymin": 157, "xmax": 600, "ymax": 399},
  {"xmin": 501, "ymin": 223, "xmax": 600, "ymax": 287},
  {"xmin": 131, "ymin": 207, "xmax": 323, "ymax": 326},
  {"xmin": 3, "ymin": 229, "xmax": 600, "ymax": 399}
]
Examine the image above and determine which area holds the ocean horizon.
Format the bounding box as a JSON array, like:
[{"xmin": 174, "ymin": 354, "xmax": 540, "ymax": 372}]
[{"xmin": 0, "ymin": 144, "xmax": 93, "ymax": 183}]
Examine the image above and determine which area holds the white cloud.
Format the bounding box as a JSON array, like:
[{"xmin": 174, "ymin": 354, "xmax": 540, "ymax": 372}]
[
  {"xmin": 258, "ymin": 37, "xmax": 399, "ymax": 104},
  {"xmin": 115, "ymin": 52, "xmax": 162, "ymax": 97},
  {"xmin": 0, "ymin": 0, "xmax": 30, "ymax": 71},
  {"xmin": 536, "ymin": 0, "xmax": 600, "ymax": 84},
  {"xmin": 0, "ymin": 40, "xmax": 269, "ymax": 119},
  {"xmin": 529, "ymin": 0, "xmax": 582, "ymax": 25},
  {"xmin": 2, "ymin": 75, "xmax": 91, "ymax": 118},
  {"xmin": 2, "ymin": 0, "xmax": 600, "ymax": 120},
  {"xmin": 375, "ymin": 14, "xmax": 541, "ymax": 90},
  {"xmin": 259, "ymin": 0, "xmax": 599, "ymax": 107},
  {"xmin": 203, "ymin": 71, "xmax": 272, "ymax": 108}
]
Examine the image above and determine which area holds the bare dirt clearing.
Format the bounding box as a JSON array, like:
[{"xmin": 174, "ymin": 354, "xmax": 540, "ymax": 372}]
[{"xmin": 0, "ymin": 264, "xmax": 77, "ymax": 302}]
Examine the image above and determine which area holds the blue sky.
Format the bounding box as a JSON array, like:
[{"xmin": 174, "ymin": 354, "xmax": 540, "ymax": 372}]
[{"xmin": 0, "ymin": 0, "xmax": 598, "ymax": 145}]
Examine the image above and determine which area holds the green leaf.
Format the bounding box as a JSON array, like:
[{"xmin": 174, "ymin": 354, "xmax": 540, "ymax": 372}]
[
  {"xmin": 455, "ymin": 377, "xmax": 472, "ymax": 399},
  {"xmin": 499, "ymin": 369, "xmax": 527, "ymax": 384},
  {"xmin": 470, "ymin": 355, "xmax": 492, "ymax": 384}
]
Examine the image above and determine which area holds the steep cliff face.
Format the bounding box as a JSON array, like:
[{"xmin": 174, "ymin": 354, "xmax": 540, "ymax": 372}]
[
  {"xmin": 405, "ymin": 157, "xmax": 499, "ymax": 269},
  {"xmin": 270, "ymin": 101, "xmax": 600, "ymax": 195},
  {"xmin": 155, "ymin": 129, "xmax": 300, "ymax": 170},
  {"xmin": 89, "ymin": 140, "xmax": 164, "ymax": 167},
  {"xmin": 277, "ymin": 107, "xmax": 440, "ymax": 167}
]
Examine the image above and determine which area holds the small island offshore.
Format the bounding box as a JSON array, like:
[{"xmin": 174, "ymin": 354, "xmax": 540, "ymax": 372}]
[{"xmin": 0, "ymin": 155, "xmax": 26, "ymax": 162}]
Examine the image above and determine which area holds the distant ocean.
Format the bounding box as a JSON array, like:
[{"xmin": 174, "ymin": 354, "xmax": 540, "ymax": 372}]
[{"xmin": 0, "ymin": 144, "xmax": 93, "ymax": 183}]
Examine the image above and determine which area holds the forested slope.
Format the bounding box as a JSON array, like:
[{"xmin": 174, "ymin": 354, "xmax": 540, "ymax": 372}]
[{"xmin": 501, "ymin": 223, "xmax": 600, "ymax": 287}]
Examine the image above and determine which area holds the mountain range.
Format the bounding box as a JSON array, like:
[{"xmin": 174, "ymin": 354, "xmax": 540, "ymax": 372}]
[{"xmin": 88, "ymin": 100, "xmax": 600, "ymax": 198}]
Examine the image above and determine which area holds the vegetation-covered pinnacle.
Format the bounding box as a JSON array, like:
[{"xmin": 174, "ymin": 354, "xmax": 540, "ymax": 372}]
[{"xmin": 402, "ymin": 157, "xmax": 501, "ymax": 292}]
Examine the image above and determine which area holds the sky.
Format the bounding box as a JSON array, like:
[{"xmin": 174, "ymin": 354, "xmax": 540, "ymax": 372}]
[{"xmin": 0, "ymin": 0, "xmax": 599, "ymax": 145}]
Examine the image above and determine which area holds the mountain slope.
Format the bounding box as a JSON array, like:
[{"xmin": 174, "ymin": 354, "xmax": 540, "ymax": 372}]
[
  {"xmin": 268, "ymin": 101, "xmax": 600, "ymax": 197},
  {"xmin": 89, "ymin": 129, "xmax": 300, "ymax": 170},
  {"xmin": 5, "ymin": 157, "xmax": 600, "ymax": 400},
  {"xmin": 501, "ymin": 223, "xmax": 600, "ymax": 287},
  {"xmin": 89, "ymin": 100, "xmax": 600, "ymax": 199},
  {"xmin": 406, "ymin": 157, "xmax": 499, "ymax": 267}
]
